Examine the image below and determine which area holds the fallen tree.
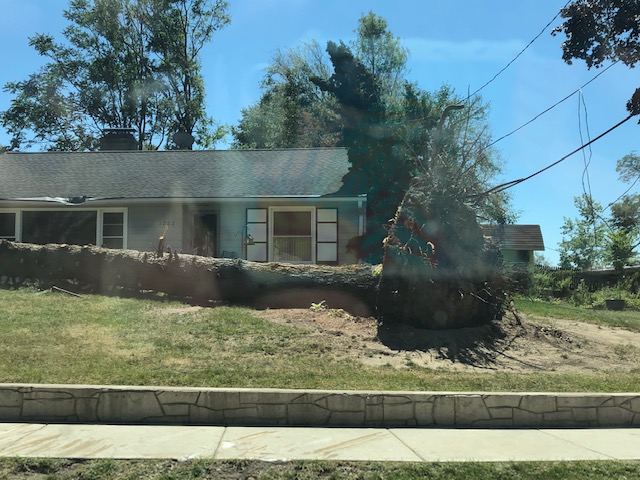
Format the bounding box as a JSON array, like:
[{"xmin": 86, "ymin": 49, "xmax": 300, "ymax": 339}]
[
  {"xmin": 0, "ymin": 233, "xmax": 506, "ymax": 329},
  {"xmin": 0, "ymin": 240, "xmax": 378, "ymax": 316},
  {"xmin": 377, "ymin": 179, "xmax": 506, "ymax": 329}
]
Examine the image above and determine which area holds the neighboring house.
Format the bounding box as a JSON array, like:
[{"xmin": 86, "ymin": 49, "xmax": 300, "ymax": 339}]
[
  {"xmin": 480, "ymin": 224, "xmax": 545, "ymax": 267},
  {"xmin": 0, "ymin": 144, "xmax": 366, "ymax": 265}
]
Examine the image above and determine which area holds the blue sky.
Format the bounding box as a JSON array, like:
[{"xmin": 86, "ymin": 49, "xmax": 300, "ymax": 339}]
[{"xmin": 1, "ymin": 0, "xmax": 639, "ymax": 265}]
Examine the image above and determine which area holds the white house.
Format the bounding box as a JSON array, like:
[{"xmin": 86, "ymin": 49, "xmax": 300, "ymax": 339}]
[{"xmin": 0, "ymin": 145, "xmax": 366, "ymax": 265}]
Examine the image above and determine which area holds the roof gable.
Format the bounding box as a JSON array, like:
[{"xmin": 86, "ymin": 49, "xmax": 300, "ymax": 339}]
[{"xmin": 0, "ymin": 148, "xmax": 359, "ymax": 200}]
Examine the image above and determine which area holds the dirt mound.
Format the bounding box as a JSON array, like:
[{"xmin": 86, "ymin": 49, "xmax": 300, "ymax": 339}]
[{"xmin": 254, "ymin": 308, "xmax": 640, "ymax": 373}]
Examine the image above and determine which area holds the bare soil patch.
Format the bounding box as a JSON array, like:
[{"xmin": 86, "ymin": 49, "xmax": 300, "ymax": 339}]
[{"xmin": 253, "ymin": 308, "xmax": 640, "ymax": 373}]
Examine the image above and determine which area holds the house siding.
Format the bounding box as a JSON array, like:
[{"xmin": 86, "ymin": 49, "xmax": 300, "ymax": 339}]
[
  {"xmin": 1, "ymin": 199, "xmax": 362, "ymax": 265},
  {"xmin": 502, "ymin": 249, "xmax": 534, "ymax": 267},
  {"xmin": 178, "ymin": 200, "xmax": 362, "ymax": 264},
  {"xmin": 127, "ymin": 204, "xmax": 185, "ymax": 253},
  {"xmin": 219, "ymin": 203, "xmax": 247, "ymax": 256}
]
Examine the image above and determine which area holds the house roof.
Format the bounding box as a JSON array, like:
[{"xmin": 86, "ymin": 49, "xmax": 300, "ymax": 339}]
[
  {"xmin": 0, "ymin": 148, "xmax": 361, "ymax": 201},
  {"xmin": 480, "ymin": 224, "xmax": 545, "ymax": 251}
]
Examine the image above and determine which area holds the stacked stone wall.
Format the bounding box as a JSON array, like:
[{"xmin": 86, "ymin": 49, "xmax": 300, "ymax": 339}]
[{"xmin": 1, "ymin": 384, "xmax": 638, "ymax": 428}]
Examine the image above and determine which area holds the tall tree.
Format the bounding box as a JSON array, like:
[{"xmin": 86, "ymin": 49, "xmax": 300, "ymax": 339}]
[
  {"xmin": 559, "ymin": 194, "xmax": 607, "ymax": 270},
  {"xmin": 232, "ymin": 40, "xmax": 341, "ymax": 149},
  {"xmin": 606, "ymin": 228, "xmax": 637, "ymax": 276},
  {"xmin": 232, "ymin": 12, "xmax": 409, "ymax": 149},
  {"xmin": 1, "ymin": 0, "xmax": 229, "ymax": 151},
  {"xmin": 395, "ymin": 83, "xmax": 514, "ymax": 225},
  {"xmin": 611, "ymin": 194, "xmax": 640, "ymax": 233},
  {"xmin": 553, "ymin": 0, "xmax": 640, "ymax": 116},
  {"xmin": 312, "ymin": 42, "xmax": 512, "ymax": 263},
  {"xmin": 350, "ymin": 11, "xmax": 408, "ymax": 105},
  {"xmin": 144, "ymin": 0, "xmax": 230, "ymax": 147},
  {"xmin": 2, "ymin": 0, "xmax": 161, "ymax": 150}
]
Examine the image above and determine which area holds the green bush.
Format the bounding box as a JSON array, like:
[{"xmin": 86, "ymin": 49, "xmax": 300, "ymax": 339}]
[
  {"xmin": 590, "ymin": 284, "xmax": 640, "ymax": 310},
  {"xmin": 529, "ymin": 267, "xmax": 575, "ymax": 299},
  {"xmin": 530, "ymin": 268, "xmax": 551, "ymax": 297},
  {"xmin": 570, "ymin": 279, "xmax": 594, "ymax": 307}
]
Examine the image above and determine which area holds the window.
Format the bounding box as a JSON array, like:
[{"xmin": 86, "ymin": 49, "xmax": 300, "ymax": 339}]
[
  {"xmin": 246, "ymin": 208, "xmax": 267, "ymax": 262},
  {"xmin": 101, "ymin": 211, "xmax": 125, "ymax": 249},
  {"xmin": 316, "ymin": 208, "xmax": 338, "ymax": 263},
  {"xmin": 5, "ymin": 209, "xmax": 126, "ymax": 249},
  {"xmin": 0, "ymin": 213, "xmax": 16, "ymax": 240},
  {"xmin": 515, "ymin": 250, "xmax": 531, "ymax": 264},
  {"xmin": 270, "ymin": 207, "xmax": 315, "ymax": 263},
  {"xmin": 22, "ymin": 211, "xmax": 97, "ymax": 245}
]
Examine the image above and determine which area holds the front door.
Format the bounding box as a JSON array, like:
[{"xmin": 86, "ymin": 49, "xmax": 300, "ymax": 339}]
[{"xmin": 193, "ymin": 213, "xmax": 217, "ymax": 257}]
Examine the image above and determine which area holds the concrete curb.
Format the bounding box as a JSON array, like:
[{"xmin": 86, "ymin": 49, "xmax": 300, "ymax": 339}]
[{"xmin": 1, "ymin": 384, "xmax": 639, "ymax": 428}]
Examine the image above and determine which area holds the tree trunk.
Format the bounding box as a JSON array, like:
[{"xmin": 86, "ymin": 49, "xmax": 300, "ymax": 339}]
[{"xmin": 0, "ymin": 240, "xmax": 378, "ymax": 316}]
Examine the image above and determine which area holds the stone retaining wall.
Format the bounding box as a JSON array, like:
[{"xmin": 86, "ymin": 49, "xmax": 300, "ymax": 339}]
[{"xmin": 1, "ymin": 384, "xmax": 639, "ymax": 428}]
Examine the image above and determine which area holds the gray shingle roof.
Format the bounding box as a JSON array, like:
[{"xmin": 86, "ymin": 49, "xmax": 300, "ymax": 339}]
[
  {"xmin": 480, "ymin": 224, "xmax": 545, "ymax": 251},
  {"xmin": 0, "ymin": 148, "xmax": 358, "ymax": 200}
]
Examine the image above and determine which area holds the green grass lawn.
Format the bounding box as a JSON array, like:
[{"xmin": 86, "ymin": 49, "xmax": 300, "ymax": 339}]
[
  {"xmin": 2, "ymin": 291, "xmax": 639, "ymax": 477},
  {"xmin": 515, "ymin": 296, "xmax": 640, "ymax": 331},
  {"xmin": 1, "ymin": 289, "xmax": 639, "ymax": 392},
  {"xmin": 1, "ymin": 458, "xmax": 639, "ymax": 480}
]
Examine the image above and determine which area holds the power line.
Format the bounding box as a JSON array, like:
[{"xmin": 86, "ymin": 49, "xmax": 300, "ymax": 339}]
[
  {"xmin": 576, "ymin": 90, "xmax": 606, "ymax": 241},
  {"xmin": 578, "ymin": 90, "xmax": 594, "ymax": 203},
  {"xmin": 479, "ymin": 113, "xmax": 635, "ymax": 198},
  {"xmin": 487, "ymin": 62, "xmax": 618, "ymax": 149},
  {"xmin": 605, "ymin": 175, "xmax": 640, "ymax": 211},
  {"xmin": 467, "ymin": 1, "xmax": 571, "ymax": 99}
]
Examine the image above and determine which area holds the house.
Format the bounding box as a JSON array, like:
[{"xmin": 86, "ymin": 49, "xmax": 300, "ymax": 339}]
[
  {"xmin": 0, "ymin": 144, "xmax": 366, "ymax": 265},
  {"xmin": 480, "ymin": 224, "xmax": 545, "ymax": 267}
]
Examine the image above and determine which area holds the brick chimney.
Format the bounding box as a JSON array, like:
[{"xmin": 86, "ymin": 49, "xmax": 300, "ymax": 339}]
[{"xmin": 99, "ymin": 128, "xmax": 138, "ymax": 151}]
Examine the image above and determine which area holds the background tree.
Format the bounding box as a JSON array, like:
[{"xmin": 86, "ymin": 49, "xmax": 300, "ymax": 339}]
[
  {"xmin": 606, "ymin": 228, "xmax": 636, "ymax": 276},
  {"xmin": 534, "ymin": 252, "xmax": 552, "ymax": 267},
  {"xmin": 553, "ymin": 0, "xmax": 640, "ymax": 116},
  {"xmin": 2, "ymin": 0, "xmax": 161, "ymax": 150},
  {"xmin": 232, "ymin": 12, "xmax": 408, "ymax": 150},
  {"xmin": 616, "ymin": 152, "xmax": 640, "ymax": 183},
  {"xmin": 0, "ymin": 0, "xmax": 229, "ymax": 151},
  {"xmin": 611, "ymin": 194, "xmax": 640, "ymax": 233},
  {"xmin": 610, "ymin": 152, "xmax": 640, "ymax": 256},
  {"xmin": 349, "ymin": 11, "xmax": 408, "ymax": 106},
  {"xmin": 144, "ymin": 0, "xmax": 230, "ymax": 147},
  {"xmin": 232, "ymin": 40, "xmax": 341, "ymax": 149},
  {"xmin": 311, "ymin": 41, "xmax": 401, "ymax": 262},
  {"xmin": 558, "ymin": 194, "xmax": 607, "ymax": 270},
  {"xmin": 560, "ymin": 151, "xmax": 640, "ymax": 272}
]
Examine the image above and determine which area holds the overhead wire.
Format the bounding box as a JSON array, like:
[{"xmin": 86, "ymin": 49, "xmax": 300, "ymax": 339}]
[
  {"xmin": 578, "ymin": 90, "xmax": 594, "ymax": 203},
  {"xmin": 605, "ymin": 175, "xmax": 640, "ymax": 211},
  {"xmin": 459, "ymin": 2, "xmax": 628, "ymax": 201},
  {"xmin": 416, "ymin": 1, "xmax": 628, "ymax": 205},
  {"xmin": 466, "ymin": 0, "xmax": 571, "ymax": 100},
  {"xmin": 577, "ymin": 89, "xmax": 595, "ymax": 209},
  {"xmin": 576, "ymin": 89, "xmax": 606, "ymax": 243},
  {"xmin": 478, "ymin": 114, "xmax": 636, "ymax": 198},
  {"xmin": 411, "ymin": 1, "xmax": 614, "ymax": 161},
  {"xmin": 486, "ymin": 62, "xmax": 618, "ymax": 149}
]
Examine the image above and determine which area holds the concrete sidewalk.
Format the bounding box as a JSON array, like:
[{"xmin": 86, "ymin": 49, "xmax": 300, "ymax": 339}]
[{"xmin": 0, "ymin": 423, "xmax": 639, "ymax": 462}]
